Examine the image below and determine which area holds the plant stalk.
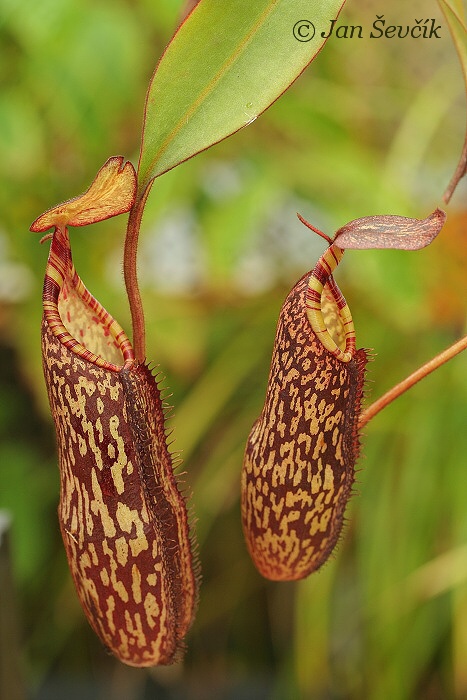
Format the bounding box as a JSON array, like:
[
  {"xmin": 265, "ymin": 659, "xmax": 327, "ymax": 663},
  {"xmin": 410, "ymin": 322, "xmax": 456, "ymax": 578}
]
[
  {"xmin": 124, "ymin": 183, "xmax": 152, "ymax": 363},
  {"xmin": 359, "ymin": 334, "xmax": 467, "ymax": 429}
]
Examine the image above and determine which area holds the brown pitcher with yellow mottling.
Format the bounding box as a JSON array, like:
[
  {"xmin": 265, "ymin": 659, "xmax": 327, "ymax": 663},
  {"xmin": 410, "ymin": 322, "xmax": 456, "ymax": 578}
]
[
  {"xmin": 31, "ymin": 157, "xmax": 199, "ymax": 667},
  {"xmin": 241, "ymin": 209, "xmax": 446, "ymax": 582}
]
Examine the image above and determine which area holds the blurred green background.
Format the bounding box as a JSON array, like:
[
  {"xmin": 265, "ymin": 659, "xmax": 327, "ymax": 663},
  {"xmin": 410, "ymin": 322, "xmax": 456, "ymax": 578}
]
[{"xmin": 1, "ymin": 0, "xmax": 466, "ymax": 698}]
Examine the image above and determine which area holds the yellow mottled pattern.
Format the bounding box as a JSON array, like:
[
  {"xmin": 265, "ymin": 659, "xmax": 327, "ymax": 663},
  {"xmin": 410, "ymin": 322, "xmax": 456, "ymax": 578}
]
[
  {"xmin": 241, "ymin": 273, "xmax": 366, "ymax": 581},
  {"xmin": 41, "ymin": 320, "xmax": 198, "ymax": 667}
]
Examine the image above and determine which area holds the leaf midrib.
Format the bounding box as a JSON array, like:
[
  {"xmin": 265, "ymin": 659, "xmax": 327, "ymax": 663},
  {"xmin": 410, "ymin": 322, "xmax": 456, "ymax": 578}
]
[{"xmin": 139, "ymin": 2, "xmax": 278, "ymax": 186}]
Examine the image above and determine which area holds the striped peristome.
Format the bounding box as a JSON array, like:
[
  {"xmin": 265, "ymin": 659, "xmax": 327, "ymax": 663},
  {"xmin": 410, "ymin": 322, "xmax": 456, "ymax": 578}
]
[
  {"xmin": 33, "ymin": 158, "xmax": 199, "ymax": 667},
  {"xmin": 42, "ymin": 226, "xmax": 135, "ymax": 370},
  {"xmin": 305, "ymin": 244, "xmax": 356, "ymax": 362},
  {"xmin": 241, "ymin": 241, "xmax": 367, "ymax": 581}
]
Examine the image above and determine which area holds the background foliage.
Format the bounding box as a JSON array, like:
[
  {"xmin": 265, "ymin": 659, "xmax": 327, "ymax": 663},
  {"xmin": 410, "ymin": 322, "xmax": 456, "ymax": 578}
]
[{"xmin": 0, "ymin": 0, "xmax": 466, "ymax": 698}]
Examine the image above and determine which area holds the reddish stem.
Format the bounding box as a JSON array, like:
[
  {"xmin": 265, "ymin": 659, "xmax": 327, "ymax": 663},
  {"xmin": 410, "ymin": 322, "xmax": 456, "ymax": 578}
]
[
  {"xmin": 359, "ymin": 335, "xmax": 467, "ymax": 429},
  {"xmin": 124, "ymin": 182, "xmax": 152, "ymax": 363},
  {"xmin": 296, "ymin": 213, "xmax": 333, "ymax": 244}
]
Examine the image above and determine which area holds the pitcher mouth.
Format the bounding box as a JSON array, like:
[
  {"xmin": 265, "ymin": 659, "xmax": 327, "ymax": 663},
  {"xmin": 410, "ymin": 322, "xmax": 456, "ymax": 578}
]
[
  {"xmin": 43, "ymin": 226, "xmax": 135, "ymax": 372},
  {"xmin": 306, "ymin": 244, "xmax": 356, "ymax": 363}
]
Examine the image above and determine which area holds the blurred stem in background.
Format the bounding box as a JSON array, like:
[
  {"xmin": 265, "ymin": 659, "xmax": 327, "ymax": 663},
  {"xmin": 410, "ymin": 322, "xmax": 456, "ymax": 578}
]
[
  {"xmin": 0, "ymin": 512, "xmax": 25, "ymax": 700},
  {"xmin": 359, "ymin": 334, "xmax": 467, "ymax": 429}
]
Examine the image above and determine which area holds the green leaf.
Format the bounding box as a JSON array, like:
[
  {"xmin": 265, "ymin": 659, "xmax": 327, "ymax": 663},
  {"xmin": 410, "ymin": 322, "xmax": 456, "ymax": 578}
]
[
  {"xmin": 447, "ymin": 0, "xmax": 466, "ymax": 21},
  {"xmin": 439, "ymin": 0, "xmax": 467, "ymax": 201},
  {"xmin": 137, "ymin": 0, "xmax": 346, "ymax": 192},
  {"xmin": 440, "ymin": 1, "xmax": 467, "ymax": 89}
]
